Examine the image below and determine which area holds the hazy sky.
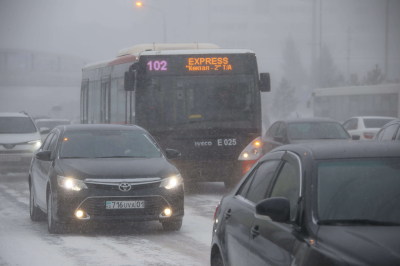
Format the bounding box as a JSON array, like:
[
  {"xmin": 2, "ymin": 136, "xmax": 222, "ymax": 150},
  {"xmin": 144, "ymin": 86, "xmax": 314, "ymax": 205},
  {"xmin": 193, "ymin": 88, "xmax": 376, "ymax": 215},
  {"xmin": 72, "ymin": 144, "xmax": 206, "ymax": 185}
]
[{"xmin": 0, "ymin": 0, "xmax": 399, "ymax": 78}]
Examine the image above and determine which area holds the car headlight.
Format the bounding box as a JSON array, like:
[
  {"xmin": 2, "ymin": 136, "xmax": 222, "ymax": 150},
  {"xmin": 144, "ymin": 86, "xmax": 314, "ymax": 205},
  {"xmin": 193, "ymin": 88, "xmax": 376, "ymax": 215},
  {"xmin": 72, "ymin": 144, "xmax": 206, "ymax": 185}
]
[
  {"xmin": 28, "ymin": 140, "xmax": 42, "ymax": 149},
  {"xmin": 57, "ymin": 176, "xmax": 88, "ymax": 191},
  {"xmin": 160, "ymin": 174, "xmax": 183, "ymax": 189}
]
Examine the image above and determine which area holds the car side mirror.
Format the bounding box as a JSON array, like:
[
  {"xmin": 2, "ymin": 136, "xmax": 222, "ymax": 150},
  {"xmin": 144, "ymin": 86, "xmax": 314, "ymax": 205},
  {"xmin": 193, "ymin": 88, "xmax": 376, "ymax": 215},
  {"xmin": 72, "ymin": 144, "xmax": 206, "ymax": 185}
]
[
  {"xmin": 36, "ymin": 150, "xmax": 52, "ymax": 161},
  {"xmin": 124, "ymin": 71, "xmax": 136, "ymax": 91},
  {"xmin": 259, "ymin": 73, "xmax": 271, "ymax": 92},
  {"xmin": 255, "ymin": 197, "xmax": 290, "ymax": 223},
  {"xmin": 40, "ymin": 127, "xmax": 50, "ymax": 135},
  {"xmin": 351, "ymin": 135, "xmax": 360, "ymax": 140},
  {"xmin": 165, "ymin": 149, "xmax": 181, "ymax": 159}
]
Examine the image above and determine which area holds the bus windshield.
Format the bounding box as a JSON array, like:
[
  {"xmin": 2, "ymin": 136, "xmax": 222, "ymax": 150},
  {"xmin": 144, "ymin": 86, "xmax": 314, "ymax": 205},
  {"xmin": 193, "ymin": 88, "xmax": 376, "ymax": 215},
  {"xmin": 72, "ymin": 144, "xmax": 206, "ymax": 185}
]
[{"xmin": 136, "ymin": 75, "xmax": 258, "ymax": 131}]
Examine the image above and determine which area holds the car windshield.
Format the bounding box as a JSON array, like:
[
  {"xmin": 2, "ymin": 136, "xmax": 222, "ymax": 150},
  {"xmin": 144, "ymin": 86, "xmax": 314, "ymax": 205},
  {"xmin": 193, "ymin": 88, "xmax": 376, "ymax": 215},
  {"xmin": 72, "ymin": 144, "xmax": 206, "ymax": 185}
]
[
  {"xmin": 60, "ymin": 130, "xmax": 162, "ymax": 158},
  {"xmin": 0, "ymin": 117, "xmax": 37, "ymax": 134},
  {"xmin": 363, "ymin": 118, "xmax": 395, "ymax": 128},
  {"xmin": 36, "ymin": 120, "xmax": 71, "ymax": 131},
  {"xmin": 288, "ymin": 122, "xmax": 350, "ymax": 140},
  {"xmin": 317, "ymin": 159, "xmax": 400, "ymax": 224}
]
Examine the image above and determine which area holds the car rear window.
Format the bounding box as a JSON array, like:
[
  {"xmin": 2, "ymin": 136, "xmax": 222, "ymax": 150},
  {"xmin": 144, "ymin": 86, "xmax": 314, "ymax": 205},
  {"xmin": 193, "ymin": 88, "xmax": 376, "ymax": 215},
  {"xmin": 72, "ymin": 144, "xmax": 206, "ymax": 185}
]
[
  {"xmin": 288, "ymin": 122, "xmax": 350, "ymax": 140},
  {"xmin": 0, "ymin": 117, "xmax": 37, "ymax": 134},
  {"xmin": 363, "ymin": 118, "xmax": 394, "ymax": 128},
  {"xmin": 317, "ymin": 159, "xmax": 400, "ymax": 224},
  {"xmin": 60, "ymin": 130, "xmax": 162, "ymax": 159}
]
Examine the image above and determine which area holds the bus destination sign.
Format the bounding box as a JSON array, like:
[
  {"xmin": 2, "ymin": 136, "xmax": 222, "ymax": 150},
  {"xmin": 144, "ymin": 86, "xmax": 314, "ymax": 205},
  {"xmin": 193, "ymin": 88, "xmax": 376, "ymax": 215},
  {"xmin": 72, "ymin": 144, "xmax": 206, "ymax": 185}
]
[
  {"xmin": 185, "ymin": 57, "xmax": 232, "ymax": 71},
  {"xmin": 140, "ymin": 54, "xmax": 255, "ymax": 76}
]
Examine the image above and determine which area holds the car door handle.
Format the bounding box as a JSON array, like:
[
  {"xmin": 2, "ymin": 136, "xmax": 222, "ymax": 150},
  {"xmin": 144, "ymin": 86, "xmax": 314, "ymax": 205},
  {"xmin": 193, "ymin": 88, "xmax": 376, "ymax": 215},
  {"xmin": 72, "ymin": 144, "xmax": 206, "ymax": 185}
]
[
  {"xmin": 251, "ymin": 225, "xmax": 260, "ymax": 238},
  {"xmin": 224, "ymin": 209, "xmax": 231, "ymax": 219}
]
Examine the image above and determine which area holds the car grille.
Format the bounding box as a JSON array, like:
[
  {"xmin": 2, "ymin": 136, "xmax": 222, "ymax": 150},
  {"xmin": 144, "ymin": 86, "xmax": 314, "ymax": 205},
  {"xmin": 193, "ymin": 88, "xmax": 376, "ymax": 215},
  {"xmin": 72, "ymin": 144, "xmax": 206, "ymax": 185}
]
[
  {"xmin": 85, "ymin": 182, "xmax": 161, "ymax": 191},
  {"xmin": 78, "ymin": 196, "xmax": 170, "ymax": 217}
]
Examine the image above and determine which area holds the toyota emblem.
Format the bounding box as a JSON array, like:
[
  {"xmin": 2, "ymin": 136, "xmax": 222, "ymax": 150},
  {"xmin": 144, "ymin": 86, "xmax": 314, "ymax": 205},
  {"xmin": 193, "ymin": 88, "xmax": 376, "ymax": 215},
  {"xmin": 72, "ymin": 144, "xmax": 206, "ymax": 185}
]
[
  {"xmin": 3, "ymin": 144, "xmax": 15, "ymax": 149},
  {"xmin": 118, "ymin": 183, "xmax": 131, "ymax": 192}
]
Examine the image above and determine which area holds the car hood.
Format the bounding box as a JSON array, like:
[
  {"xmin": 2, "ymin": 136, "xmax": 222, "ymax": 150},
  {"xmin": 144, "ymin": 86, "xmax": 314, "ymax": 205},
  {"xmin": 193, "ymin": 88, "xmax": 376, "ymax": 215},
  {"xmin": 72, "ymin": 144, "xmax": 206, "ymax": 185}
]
[
  {"xmin": 56, "ymin": 157, "xmax": 178, "ymax": 180},
  {"xmin": 0, "ymin": 132, "xmax": 41, "ymax": 144},
  {"xmin": 317, "ymin": 226, "xmax": 400, "ymax": 265},
  {"xmin": 290, "ymin": 139, "xmax": 350, "ymax": 144}
]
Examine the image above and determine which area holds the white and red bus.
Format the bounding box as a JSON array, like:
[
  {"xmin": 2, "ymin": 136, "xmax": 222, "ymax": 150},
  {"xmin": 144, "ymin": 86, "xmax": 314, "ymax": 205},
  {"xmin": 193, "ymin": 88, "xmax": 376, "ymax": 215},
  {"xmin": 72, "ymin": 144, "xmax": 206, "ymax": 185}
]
[{"xmin": 81, "ymin": 43, "xmax": 270, "ymax": 187}]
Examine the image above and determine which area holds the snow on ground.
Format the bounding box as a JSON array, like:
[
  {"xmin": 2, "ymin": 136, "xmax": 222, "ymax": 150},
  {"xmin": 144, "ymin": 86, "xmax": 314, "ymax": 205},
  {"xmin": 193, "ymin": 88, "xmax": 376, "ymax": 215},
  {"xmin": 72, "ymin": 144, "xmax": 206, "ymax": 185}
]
[{"xmin": 0, "ymin": 174, "xmax": 227, "ymax": 266}]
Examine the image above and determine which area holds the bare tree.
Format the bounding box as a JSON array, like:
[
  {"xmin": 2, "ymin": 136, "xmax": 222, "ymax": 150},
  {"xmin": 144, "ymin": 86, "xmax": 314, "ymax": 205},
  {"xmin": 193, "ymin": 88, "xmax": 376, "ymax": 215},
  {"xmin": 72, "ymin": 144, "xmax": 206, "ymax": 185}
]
[{"xmin": 272, "ymin": 78, "xmax": 298, "ymax": 119}]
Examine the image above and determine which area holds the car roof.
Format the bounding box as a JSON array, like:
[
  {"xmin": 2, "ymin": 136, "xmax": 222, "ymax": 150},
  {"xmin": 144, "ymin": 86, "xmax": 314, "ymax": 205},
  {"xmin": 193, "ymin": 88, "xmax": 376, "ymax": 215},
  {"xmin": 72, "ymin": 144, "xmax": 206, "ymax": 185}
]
[
  {"xmin": 0, "ymin": 112, "xmax": 29, "ymax": 118},
  {"xmin": 273, "ymin": 140, "xmax": 400, "ymax": 160},
  {"xmin": 276, "ymin": 117, "xmax": 337, "ymax": 124},
  {"xmin": 59, "ymin": 124, "xmax": 145, "ymax": 132}
]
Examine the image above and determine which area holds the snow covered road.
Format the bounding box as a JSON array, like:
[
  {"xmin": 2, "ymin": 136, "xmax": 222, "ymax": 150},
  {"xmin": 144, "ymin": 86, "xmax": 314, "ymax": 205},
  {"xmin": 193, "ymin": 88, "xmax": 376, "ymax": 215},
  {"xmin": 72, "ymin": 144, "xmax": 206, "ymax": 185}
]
[{"xmin": 0, "ymin": 174, "xmax": 227, "ymax": 266}]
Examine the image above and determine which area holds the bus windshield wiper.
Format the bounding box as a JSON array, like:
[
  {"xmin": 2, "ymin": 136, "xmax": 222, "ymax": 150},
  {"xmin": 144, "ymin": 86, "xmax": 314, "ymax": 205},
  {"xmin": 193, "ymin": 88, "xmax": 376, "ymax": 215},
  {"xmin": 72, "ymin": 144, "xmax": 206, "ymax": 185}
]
[{"xmin": 318, "ymin": 219, "xmax": 400, "ymax": 226}]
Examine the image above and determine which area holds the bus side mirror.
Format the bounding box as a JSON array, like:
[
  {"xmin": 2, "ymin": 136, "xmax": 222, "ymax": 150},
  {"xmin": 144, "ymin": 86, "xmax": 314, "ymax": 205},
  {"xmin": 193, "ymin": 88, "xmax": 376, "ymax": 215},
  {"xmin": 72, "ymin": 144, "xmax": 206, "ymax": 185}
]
[
  {"xmin": 124, "ymin": 71, "xmax": 136, "ymax": 91},
  {"xmin": 259, "ymin": 73, "xmax": 271, "ymax": 92}
]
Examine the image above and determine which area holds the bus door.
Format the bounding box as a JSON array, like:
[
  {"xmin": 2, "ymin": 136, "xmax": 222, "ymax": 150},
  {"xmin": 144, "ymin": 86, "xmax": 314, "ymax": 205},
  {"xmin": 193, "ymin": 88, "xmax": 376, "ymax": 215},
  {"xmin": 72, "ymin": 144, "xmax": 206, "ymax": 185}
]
[
  {"xmin": 81, "ymin": 79, "xmax": 89, "ymax": 124},
  {"xmin": 100, "ymin": 76, "xmax": 111, "ymax": 123}
]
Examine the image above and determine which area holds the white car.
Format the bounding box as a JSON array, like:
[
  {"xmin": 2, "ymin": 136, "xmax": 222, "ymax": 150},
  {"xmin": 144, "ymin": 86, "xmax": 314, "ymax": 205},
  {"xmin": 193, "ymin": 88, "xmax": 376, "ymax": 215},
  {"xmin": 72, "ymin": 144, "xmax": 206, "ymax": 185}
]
[
  {"xmin": 342, "ymin": 116, "xmax": 397, "ymax": 140},
  {"xmin": 34, "ymin": 118, "xmax": 71, "ymax": 140},
  {"xmin": 0, "ymin": 112, "xmax": 43, "ymax": 174}
]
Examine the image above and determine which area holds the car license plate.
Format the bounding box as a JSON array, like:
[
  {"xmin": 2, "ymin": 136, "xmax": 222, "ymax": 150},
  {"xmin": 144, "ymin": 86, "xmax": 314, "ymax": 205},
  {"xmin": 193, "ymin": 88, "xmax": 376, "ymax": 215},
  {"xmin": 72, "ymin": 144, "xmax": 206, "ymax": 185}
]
[
  {"xmin": 106, "ymin": 201, "xmax": 145, "ymax": 209},
  {"xmin": 0, "ymin": 155, "xmax": 21, "ymax": 162}
]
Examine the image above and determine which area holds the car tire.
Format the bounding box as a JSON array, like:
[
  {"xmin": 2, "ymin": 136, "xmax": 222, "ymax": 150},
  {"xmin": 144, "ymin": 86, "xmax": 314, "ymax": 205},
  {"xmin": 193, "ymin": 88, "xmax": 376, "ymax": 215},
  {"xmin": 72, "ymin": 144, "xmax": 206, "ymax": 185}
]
[
  {"xmin": 211, "ymin": 251, "xmax": 224, "ymax": 266},
  {"xmin": 162, "ymin": 219, "xmax": 182, "ymax": 231},
  {"xmin": 47, "ymin": 191, "xmax": 66, "ymax": 234},
  {"xmin": 30, "ymin": 183, "xmax": 45, "ymax": 221}
]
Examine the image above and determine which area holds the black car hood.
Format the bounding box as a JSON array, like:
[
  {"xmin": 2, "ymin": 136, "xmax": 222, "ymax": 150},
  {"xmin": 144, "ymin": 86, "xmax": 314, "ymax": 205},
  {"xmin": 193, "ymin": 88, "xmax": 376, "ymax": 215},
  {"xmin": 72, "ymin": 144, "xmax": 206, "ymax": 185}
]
[
  {"xmin": 56, "ymin": 157, "xmax": 177, "ymax": 180},
  {"xmin": 290, "ymin": 139, "xmax": 350, "ymax": 144},
  {"xmin": 317, "ymin": 226, "xmax": 400, "ymax": 265}
]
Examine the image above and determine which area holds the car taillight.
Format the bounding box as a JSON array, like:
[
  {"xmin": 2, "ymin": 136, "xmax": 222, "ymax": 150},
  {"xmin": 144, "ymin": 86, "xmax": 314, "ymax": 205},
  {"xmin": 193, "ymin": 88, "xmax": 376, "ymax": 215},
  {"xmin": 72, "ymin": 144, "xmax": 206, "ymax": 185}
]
[
  {"xmin": 214, "ymin": 204, "xmax": 220, "ymax": 221},
  {"xmin": 364, "ymin": 132, "xmax": 375, "ymax": 139}
]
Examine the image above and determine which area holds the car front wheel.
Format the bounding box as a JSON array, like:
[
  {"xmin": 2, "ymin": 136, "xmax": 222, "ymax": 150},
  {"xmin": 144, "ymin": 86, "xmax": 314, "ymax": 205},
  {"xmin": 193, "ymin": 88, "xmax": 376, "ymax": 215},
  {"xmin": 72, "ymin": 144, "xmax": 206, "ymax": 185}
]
[
  {"xmin": 47, "ymin": 191, "xmax": 66, "ymax": 234},
  {"xmin": 30, "ymin": 182, "xmax": 45, "ymax": 221}
]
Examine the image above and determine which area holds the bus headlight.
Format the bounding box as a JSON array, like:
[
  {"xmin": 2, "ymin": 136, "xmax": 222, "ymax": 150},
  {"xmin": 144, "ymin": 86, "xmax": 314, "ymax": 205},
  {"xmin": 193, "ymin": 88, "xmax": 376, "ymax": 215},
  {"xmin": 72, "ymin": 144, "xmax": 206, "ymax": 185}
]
[
  {"xmin": 57, "ymin": 176, "xmax": 88, "ymax": 191},
  {"xmin": 160, "ymin": 174, "xmax": 183, "ymax": 189},
  {"xmin": 238, "ymin": 137, "xmax": 263, "ymax": 161}
]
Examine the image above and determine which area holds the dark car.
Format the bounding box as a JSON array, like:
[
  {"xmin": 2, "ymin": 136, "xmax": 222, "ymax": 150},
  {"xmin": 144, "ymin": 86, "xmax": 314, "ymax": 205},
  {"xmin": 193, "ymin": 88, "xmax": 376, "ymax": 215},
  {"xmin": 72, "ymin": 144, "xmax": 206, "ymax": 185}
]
[
  {"xmin": 262, "ymin": 118, "xmax": 355, "ymax": 154},
  {"xmin": 29, "ymin": 124, "xmax": 184, "ymax": 234},
  {"xmin": 373, "ymin": 119, "xmax": 400, "ymax": 141},
  {"xmin": 211, "ymin": 141, "xmax": 400, "ymax": 266}
]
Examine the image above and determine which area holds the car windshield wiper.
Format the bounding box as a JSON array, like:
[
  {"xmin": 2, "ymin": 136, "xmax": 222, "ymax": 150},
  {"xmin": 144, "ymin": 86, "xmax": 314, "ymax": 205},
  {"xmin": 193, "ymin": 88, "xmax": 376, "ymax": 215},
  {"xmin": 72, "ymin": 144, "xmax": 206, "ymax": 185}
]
[
  {"xmin": 318, "ymin": 219, "xmax": 400, "ymax": 226},
  {"xmin": 94, "ymin": 156, "xmax": 149, "ymax": 158},
  {"xmin": 60, "ymin": 156, "xmax": 88, "ymax": 159}
]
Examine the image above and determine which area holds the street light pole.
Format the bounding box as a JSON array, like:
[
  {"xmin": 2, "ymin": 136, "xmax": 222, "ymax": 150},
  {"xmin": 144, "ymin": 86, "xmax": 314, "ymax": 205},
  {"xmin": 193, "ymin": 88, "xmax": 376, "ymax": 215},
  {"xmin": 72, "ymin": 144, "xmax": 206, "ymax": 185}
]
[{"xmin": 136, "ymin": 2, "xmax": 167, "ymax": 43}]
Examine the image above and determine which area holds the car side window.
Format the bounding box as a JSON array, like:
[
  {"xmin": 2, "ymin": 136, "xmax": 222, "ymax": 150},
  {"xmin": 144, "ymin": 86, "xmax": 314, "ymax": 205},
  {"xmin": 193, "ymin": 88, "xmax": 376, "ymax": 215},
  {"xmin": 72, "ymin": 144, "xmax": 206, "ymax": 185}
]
[
  {"xmin": 345, "ymin": 119, "xmax": 358, "ymax": 130},
  {"xmin": 48, "ymin": 133, "xmax": 59, "ymax": 159},
  {"xmin": 245, "ymin": 160, "xmax": 280, "ymax": 204},
  {"xmin": 237, "ymin": 169, "xmax": 256, "ymax": 198},
  {"xmin": 42, "ymin": 133, "xmax": 54, "ymax": 151},
  {"xmin": 267, "ymin": 122, "xmax": 280, "ymax": 137},
  {"xmin": 381, "ymin": 124, "xmax": 399, "ymax": 140},
  {"xmin": 270, "ymin": 158, "xmax": 300, "ymax": 221},
  {"xmin": 276, "ymin": 123, "xmax": 287, "ymax": 141},
  {"xmin": 342, "ymin": 120, "xmax": 351, "ymax": 129}
]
